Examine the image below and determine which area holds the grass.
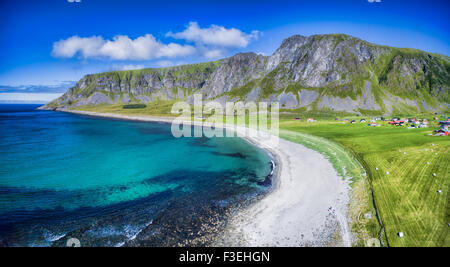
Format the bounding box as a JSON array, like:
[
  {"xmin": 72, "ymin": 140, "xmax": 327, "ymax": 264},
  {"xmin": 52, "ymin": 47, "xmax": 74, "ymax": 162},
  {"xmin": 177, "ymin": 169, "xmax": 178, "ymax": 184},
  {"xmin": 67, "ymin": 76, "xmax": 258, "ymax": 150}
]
[
  {"xmin": 73, "ymin": 101, "xmax": 180, "ymax": 117},
  {"xmin": 278, "ymin": 114, "xmax": 449, "ymax": 247},
  {"xmin": 277, "ymin": 128, "xmax": 381, "ymax": 246},
  {"xmin": 122, "ymin": 104, "xmax": 147, "ymax": 109},
  {"xmin": 73, "ymin": 101, "xmax": 449, "ymax": 247}
]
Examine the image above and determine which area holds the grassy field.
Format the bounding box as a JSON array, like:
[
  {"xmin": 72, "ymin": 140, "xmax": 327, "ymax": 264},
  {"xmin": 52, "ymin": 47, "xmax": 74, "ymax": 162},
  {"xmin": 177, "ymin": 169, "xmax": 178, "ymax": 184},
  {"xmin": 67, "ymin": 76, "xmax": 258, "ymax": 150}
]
[
  {"xmin": 276, "ymin": 128, "xmax": 381, "ymax": 246},
  {"xmin": 73, "ymin": 103, "xmax": 449, "ymax": 247},
  {"xmin": 278, "ymin": 114, "xmax": 449, "ymax": 247},
  {"xmin": 72, "ymin": 101, "xmax": 180, "ymax": 116}
]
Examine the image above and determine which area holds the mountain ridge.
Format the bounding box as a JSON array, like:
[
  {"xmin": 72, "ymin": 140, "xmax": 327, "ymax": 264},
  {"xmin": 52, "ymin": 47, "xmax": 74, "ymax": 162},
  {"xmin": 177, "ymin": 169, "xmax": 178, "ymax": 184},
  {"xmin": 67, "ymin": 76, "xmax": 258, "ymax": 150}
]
[{"xmin": 43, "ymin": 33, "xmax": 450, "ymax": 115}]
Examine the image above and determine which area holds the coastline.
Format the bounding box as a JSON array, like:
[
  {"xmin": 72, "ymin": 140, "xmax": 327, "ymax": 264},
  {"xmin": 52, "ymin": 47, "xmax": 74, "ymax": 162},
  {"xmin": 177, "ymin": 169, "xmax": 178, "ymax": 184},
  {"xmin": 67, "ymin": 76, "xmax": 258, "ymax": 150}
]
[{"xmin": 56, "ymin": 108, "xmax": 352, "ymax": 247}]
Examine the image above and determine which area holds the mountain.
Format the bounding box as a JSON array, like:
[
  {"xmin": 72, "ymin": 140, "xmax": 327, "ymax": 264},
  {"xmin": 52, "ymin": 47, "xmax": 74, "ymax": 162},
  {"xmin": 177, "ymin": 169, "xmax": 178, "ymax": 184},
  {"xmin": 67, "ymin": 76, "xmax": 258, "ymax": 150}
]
[{"xmin": 42, "ymin": 34, "xmax": 450, "ymax": 114}]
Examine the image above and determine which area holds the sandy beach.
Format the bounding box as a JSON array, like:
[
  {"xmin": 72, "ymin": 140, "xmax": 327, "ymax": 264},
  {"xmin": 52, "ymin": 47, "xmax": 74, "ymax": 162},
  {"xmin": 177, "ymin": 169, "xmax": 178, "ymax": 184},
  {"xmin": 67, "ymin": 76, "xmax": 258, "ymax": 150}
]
[
  {"xmin": 59, "ymin": 109, "xmax": 352, "ymax": 247},
  {"xmin": 217, "ymin": 126, "xmax": 352, "ymax": 247}
]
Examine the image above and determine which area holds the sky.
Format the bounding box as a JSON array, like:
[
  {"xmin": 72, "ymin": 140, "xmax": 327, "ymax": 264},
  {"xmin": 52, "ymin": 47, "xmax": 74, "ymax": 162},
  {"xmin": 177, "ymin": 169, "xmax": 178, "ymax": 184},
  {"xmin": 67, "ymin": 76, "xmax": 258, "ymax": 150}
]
[{"xmin": 0, "ymin": 0, "xmax": 449, "ymax": 102}]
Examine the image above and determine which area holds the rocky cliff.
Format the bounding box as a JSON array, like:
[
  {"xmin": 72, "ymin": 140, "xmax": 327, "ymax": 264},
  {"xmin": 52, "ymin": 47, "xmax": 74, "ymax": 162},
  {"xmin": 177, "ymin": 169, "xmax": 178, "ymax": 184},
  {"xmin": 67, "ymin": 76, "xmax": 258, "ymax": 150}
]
[{"xmin": 44, "ymin": 34, "xmax": 450, "ymax": 114}]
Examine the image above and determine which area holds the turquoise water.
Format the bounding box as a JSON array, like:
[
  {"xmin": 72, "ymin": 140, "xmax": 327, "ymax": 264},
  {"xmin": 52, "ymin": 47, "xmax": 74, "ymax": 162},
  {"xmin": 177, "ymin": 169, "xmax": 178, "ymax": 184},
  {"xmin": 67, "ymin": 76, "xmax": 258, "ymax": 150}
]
[{"xmin": 0, "ymin": 104, "xmax": 272, "ymax": 246}]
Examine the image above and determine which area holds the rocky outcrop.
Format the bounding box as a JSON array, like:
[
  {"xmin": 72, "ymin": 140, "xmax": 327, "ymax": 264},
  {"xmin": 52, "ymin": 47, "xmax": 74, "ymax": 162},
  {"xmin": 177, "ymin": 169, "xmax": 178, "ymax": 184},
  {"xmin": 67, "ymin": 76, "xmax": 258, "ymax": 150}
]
[
  {"xmin": 277, "ymin": 92, "xmax": 298, "ymax": 109},
  {"xmin": 245, "ymin": 87, "xmax": 261, "ymax": 102},
  {"xmin": 44, "ymin": 34, "xmax": 450, "ymax": 114},
  {"xmin": 200, "ymin": 52, "xmax": 267, "ymax": 98},
  {"xmin": 71, "ymin": 92, "xmax": 113, "ymax": 107},
  {"xmin": 318, "ymin": 96, "xmax": 357, "ymax": 113},
  {"xmin": 298, "ymin": 90, "xmax": 319, "ymax": 108}
]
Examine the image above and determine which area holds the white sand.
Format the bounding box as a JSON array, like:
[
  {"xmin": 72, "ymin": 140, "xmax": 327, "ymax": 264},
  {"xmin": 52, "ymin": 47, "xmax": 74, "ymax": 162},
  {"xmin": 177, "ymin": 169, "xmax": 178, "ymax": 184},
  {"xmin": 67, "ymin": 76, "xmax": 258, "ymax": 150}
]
[
  {"xmin": 59, "ymin": 109, "xmax": 352, "ymax": 247},
  {"xmin": 215, "ymin": 126, "xmax": 351, "ymax": 247}
]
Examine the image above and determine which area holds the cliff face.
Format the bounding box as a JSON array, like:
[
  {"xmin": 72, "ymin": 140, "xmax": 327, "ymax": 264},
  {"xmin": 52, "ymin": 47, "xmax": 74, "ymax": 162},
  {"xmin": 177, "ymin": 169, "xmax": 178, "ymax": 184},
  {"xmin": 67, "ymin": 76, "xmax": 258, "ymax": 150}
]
[{"xmin": 44, "ymin": 34, "xmax": 450, "ymax": 114}]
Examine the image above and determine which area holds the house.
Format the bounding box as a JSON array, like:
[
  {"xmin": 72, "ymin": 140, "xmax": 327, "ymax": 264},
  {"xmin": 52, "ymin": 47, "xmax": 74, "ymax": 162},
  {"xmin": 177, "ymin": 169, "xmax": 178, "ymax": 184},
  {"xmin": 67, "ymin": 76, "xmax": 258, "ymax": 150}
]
[
  {"xmin": 434, "ymin": 122, "xmax": 449, "ymax": 136},
  {"xmin": 418, "ymin": 123, "xmax": 428, "ymax": 128},
  {"xmin": 389, "ymin": 120, "xmax": 405, "ymax": 126}
]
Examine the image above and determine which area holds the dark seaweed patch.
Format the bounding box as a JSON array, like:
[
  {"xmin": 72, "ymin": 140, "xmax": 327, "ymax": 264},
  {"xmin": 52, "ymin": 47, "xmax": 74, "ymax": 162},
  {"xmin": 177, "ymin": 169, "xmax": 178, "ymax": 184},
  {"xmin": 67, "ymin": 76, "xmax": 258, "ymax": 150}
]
[{"xmin": 211, "ymin": 152, "xmax": 247, "ymax": 159}]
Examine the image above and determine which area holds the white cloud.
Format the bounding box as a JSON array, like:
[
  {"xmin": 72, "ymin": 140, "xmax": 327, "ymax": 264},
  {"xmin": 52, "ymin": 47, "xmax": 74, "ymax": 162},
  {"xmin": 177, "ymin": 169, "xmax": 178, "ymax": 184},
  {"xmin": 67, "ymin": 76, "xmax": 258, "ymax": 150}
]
[
  {"xmin": 203, "ymin": 49, "xmax": 224, "ymax": 59},
  {"xmin": 52, "ymin": 34, "xmax": 195, "ymax": 60},
  {"xmin": 155, "ymin": 60, "xmax": 174, "ymax": 68},
  {"xmin": 52, "ymin": 36, "xmax": 104, "ymax": 58},
  {"xmin": 121, "ymin": 64, "xmax": 145, "ymax": 70},
  {"xmin": 52, "ymin": 23, "xmax": 261, "ymax": 62},
  {"xmin": 0, "ymin": 82, "xmax": 76, "ymax": 93},
  {"xmin": 0, "ymin": 93, "xmax": 63, "ymax": 103},
  {"xmin": 167, "ymin": 22, "xmax": 259, "ymax": 48},
  {"xmin": 111, "ymin": 64, "xmax": 146, "ymax": 71}
]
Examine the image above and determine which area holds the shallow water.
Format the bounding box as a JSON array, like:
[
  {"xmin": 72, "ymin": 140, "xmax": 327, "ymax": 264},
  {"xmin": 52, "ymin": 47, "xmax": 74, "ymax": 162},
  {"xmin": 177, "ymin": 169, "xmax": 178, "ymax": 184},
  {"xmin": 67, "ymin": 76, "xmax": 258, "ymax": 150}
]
[{"xmin": 0, "ymin": 104, "xmax": 272, "ymax": 246}]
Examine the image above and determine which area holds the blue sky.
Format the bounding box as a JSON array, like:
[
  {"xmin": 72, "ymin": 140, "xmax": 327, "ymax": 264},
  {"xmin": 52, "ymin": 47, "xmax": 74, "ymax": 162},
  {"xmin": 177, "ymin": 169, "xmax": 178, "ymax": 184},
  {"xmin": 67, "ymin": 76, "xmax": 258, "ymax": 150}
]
[{"xmin": 0, "ymin": 0, "xmax": 449, "ymax": 100}]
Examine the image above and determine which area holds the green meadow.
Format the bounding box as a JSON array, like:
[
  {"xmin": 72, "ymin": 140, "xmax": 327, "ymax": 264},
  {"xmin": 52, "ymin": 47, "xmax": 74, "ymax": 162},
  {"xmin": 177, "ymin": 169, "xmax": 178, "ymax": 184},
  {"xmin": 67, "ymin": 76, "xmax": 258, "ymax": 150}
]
[
  {"xmin": 278, "ymin": 113, "xmax": 449, "ymax": 247},
  {"xmin": 74, "ymin": 103, "xmax": 449, "ymax": 247},
  {"xmin": 73, "ymin": 101, "xmax": 180, "ymax": 116}
]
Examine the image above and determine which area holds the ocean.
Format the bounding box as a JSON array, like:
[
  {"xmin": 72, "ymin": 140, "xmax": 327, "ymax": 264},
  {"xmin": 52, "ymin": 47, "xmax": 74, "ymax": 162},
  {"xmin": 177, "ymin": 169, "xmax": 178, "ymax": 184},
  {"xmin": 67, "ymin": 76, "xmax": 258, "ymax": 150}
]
[{"xmin": 0, "ymin": 104, "xmax": 272, "ymax": 246}]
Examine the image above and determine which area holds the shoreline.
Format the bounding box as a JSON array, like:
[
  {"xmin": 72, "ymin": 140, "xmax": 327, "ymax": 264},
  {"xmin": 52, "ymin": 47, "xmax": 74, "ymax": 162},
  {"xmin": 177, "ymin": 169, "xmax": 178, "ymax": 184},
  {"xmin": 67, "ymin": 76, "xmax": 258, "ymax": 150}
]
[{"xmin": 56, "ymin": 108, "xmax": 352, "ymax": 247}]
